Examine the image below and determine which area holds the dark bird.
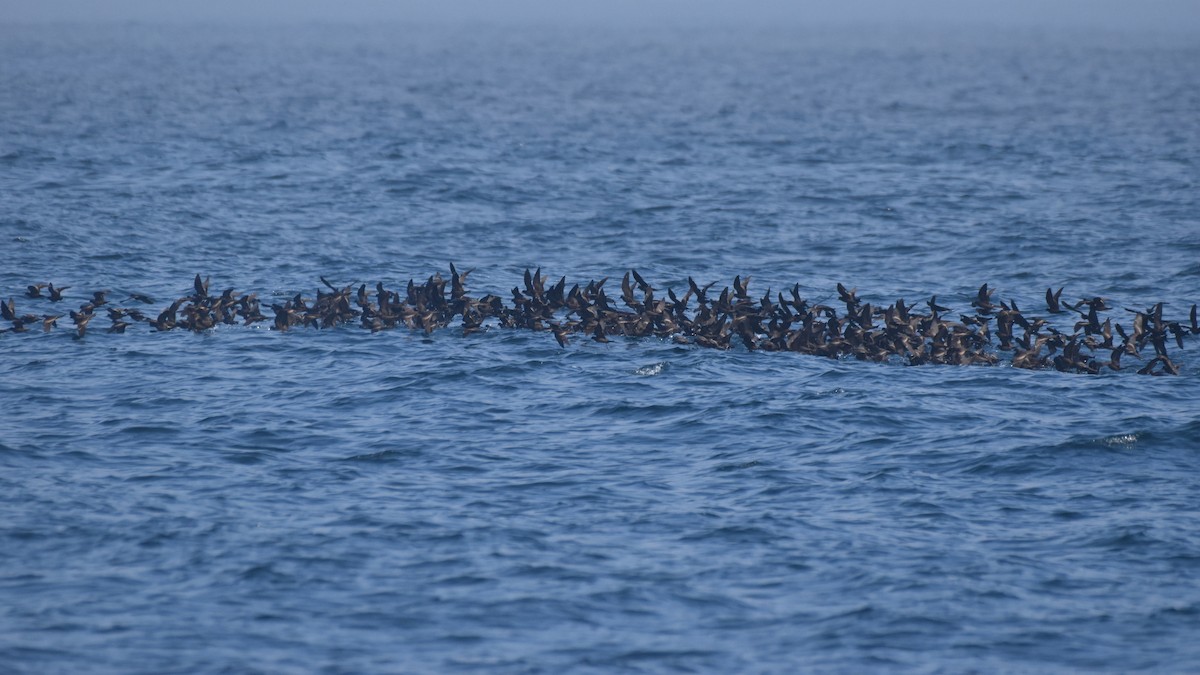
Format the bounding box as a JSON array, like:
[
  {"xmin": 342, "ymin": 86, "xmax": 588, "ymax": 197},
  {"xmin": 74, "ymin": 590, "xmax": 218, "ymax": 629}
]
[
  {"xmin": 26, "ymin": 283, "xmax": 47, "ymax": 298},
  {"xmin": 688, "ymin": 277, "xmax": 716, "ymax": 306},
  {"xmin": 1098, "ymin": 318, "xmax": 1114, "ymax": 348},
  {"xmin": 551, "ymin": 322, "xmax": 569, "ymax": 348},
  {"xmin": 621, "ymin": 272, "xmax": 642, "ymax": 310},
  {"xmin": 47, "ymin": 283, "xmax": 69, "ymax": 301},
  {"xmin": 971, "ymin": 283, "xmax": 996, "ymax": 313},
  {"xmin": 1045, "ymin": 287, "xmax": 1064, "ymax": 313},
  {"xmin": 1169, "ymin": 323, "xmax": 1188, "ymax": 350},
  {"xmin": 734, "ymin": 275, "xmax": 752, "ymax": 301},
  {"xmin": 0, "ymin": 298, "xmax": 15, "ymax": 321},
  {"xmin": 927, "ymin": 296, "xmax": 951, "ymax": 315},
  {"xmin": 69, "ymin": 309, "xmax": 93, "ymax": 337},
  {"xmin": 270, "ymin": 304, "xmax": 293, "ymax": 331},
  {"xmin": 631, "ymin": 268, "xmax": 650, "ymax": 291},
  {"xmin": 1106, "ymin": 348, "xmax": 1123, "ymax": 371},
  {"xmin": 1137, "ymin": 358, "xmax": 1159, "ymax": 375},
  {"xmin": 1138, "ymin": 356, "xmax": 1180, "ymax": 376},
  {"xmin": 836, "ymin": 283, "xmax": 858, "ymax": 308},
  {"xmin": 450, "ymin": 263, "xmax": 472, "ymax": 300},
  {"xmin": 128, "ymin": 292, "xmax": 155, "ymax": 304},
  {"xmin": 592, "ymin": 324, "xmax": 609, "ymax": 343}
]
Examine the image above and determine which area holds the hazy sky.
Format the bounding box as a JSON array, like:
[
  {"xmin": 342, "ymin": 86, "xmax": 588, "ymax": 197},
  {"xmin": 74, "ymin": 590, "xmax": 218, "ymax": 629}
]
[{"xmin": 3, "ymin": 0, "xmax": 1200, "ymax": 32}]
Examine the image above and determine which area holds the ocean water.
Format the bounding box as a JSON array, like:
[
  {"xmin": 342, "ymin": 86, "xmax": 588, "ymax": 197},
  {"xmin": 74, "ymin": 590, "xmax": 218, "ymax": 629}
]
[{"xmin": 2, "ymin": 22, "xmax": 1200, "ymax": 673}]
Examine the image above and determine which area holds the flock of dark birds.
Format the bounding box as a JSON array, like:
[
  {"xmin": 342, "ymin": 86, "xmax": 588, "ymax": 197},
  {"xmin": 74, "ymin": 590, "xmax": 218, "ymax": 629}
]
[{"xmin": 4, "ymin": 267, "xmax": 1197, "ymax": 376}]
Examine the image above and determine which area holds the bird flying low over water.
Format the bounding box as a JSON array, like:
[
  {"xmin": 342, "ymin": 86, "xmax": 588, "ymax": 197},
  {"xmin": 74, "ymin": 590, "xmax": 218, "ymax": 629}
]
[
  {"xmin": 1046, "ymin": 287, "xmax": 1065, "ymax": 313},
  {"xmin": 972, "ymin": 283, "xmax": 996, "ymax": 313}
]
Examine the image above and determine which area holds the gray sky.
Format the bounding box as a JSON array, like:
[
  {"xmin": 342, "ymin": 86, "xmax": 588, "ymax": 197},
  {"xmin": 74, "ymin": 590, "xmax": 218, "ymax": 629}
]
[{"xmin": 3, "ymin": 0, "xmax": 1200, "ymax": 32}]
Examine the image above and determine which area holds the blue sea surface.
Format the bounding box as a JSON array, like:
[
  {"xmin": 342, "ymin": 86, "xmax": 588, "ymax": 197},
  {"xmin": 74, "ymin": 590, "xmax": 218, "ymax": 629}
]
[{"xmin": 2, "ymin": 22, "xmax": 1200, "ymax": 672}]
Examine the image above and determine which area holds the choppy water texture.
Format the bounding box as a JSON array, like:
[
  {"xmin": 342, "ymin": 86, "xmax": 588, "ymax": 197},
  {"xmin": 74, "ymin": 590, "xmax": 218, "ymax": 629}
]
[{"xmin": 2, "ymin": 22, "xmax": 1200, "ymax": 673}]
